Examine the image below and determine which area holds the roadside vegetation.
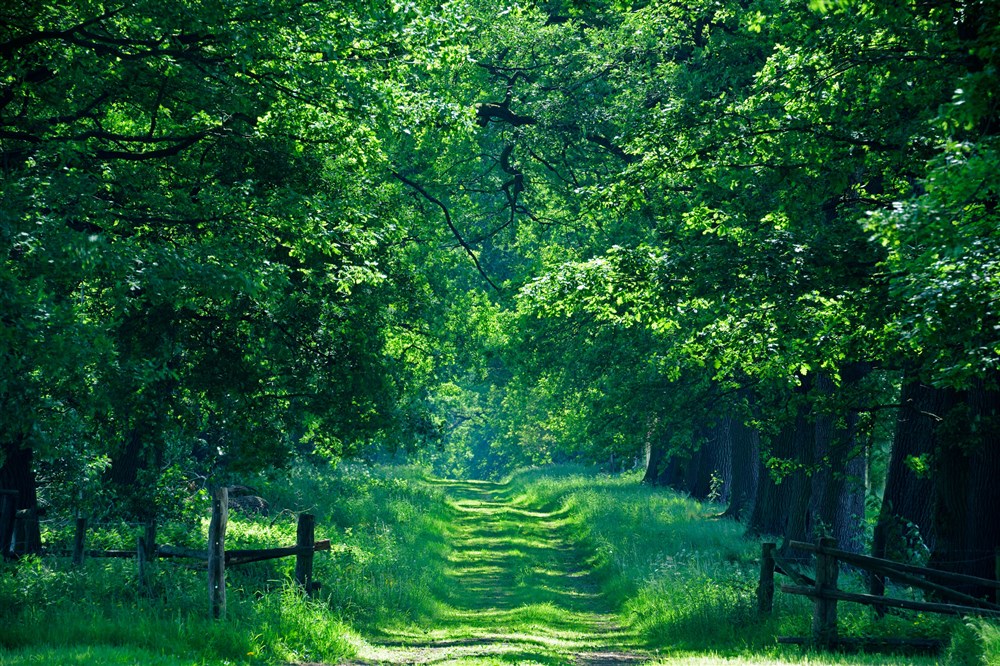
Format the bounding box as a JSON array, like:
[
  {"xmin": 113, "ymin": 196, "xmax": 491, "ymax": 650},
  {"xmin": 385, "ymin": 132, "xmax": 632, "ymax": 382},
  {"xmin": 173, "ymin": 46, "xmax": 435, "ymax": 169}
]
[
  {"xmin": 0, "ymin": 464, "xmax": 448, "ymax": 666},
  {"xmin": 507, "ymin": 466, "xmax": 999, "ymax": 665}
]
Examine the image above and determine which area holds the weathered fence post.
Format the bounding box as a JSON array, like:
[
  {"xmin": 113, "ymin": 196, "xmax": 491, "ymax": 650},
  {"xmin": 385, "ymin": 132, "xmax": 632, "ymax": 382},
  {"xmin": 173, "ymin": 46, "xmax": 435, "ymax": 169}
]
[
  {"xmin": 208, "ymin": 486, "xmax": 228, "ymax": 619},
  {"xmin": 758, "ymin": 542, "xmax": 776, "ymax": 615},
  {"xmin": 71, "ymin": 517, "xmax": 86, "ymax": 566},
  {"xmin": 137, "ymin": 519, "xmax": 157, "ymax": 593},
  {"xmin": 143, "ymin": 520, "xmax": 157, "ymax": 561},
  {"xmin": 811, "ymin": 536, "xmax": 839, "ymax": 650},
  {"xmin": 137, "ymin": 535, "xmax": 149, "ymax": 594},
  {"xmin": 295, "ymin": 513, "xmax": 315, "ymax": 594}
]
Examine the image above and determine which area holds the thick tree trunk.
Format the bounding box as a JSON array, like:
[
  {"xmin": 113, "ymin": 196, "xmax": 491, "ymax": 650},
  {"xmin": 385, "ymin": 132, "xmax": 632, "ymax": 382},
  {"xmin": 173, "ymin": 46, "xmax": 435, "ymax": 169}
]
[
  {"xmin": 814, "ymin": 366, "xmax": 869, "ymax": 554},
  {"xmin": 0, "ymin": 436, "xmax": 42, "ymax": 556},
  {"xmin": 928, "ymin": 375, "xmax": 1000, "ymax": 597},
  {"xmin": 723, "ymin": 414, "xmax": 760, "ymax": 520},
  {"xmin": 106, "ymin": 428, "xmax": 160, "ymax": 522},
  {"xmin": 748, "ymin": 412, "xmax": 799, "ymax": 537},
  {"xmin": 687, "ymin": 417, "xmax": 732, "ymax": 504},
  {"xmin": 643, "ymin": 429, "xmax": 668, "ymax": 485},
  {"xmin": 872, "ymin": 376, "xmax": 950, "ymax": 564},
  {"xmin": 659, "ymin": 453, "xmax": 688, "ymax": 490},
  {"xmin": 781, "ymin": 401, "xmax": 814, "ymax": 554}
]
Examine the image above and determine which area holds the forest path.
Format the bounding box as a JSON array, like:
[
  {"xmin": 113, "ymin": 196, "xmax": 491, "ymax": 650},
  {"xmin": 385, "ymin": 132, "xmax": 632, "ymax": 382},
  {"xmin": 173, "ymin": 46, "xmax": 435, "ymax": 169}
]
[{"xmin": 346, "ymin": 478, "xmax": 648, "ymax": 665}]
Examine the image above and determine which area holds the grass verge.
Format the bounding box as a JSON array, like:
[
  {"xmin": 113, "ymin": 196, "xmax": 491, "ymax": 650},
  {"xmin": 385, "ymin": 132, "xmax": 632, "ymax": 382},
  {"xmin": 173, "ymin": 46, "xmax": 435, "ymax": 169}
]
[
  {"xmin": 506, "ymin": 465, "xmax": 996, "ymax": 664},
  {"xmin": 0, "ymin": 463, "xmax": 450, "ymax": 665}
]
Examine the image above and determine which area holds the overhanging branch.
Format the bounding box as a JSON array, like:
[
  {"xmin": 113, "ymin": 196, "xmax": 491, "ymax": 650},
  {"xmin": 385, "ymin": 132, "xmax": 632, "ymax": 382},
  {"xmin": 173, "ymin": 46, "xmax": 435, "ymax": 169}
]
[{"xmin": 392, "ymin": 171, "xmax": 500, "ymax": 292}]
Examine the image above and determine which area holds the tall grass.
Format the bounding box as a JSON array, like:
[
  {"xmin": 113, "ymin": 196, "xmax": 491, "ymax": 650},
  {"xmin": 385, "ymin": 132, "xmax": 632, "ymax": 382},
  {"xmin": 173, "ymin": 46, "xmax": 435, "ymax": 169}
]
[
  {"xmin": 0, "ymin": 462, "xmax": 450, "ymax": 665},
  {"xmin": 507, "ymin": 465, "xmax": 981, "ymax": 662}
]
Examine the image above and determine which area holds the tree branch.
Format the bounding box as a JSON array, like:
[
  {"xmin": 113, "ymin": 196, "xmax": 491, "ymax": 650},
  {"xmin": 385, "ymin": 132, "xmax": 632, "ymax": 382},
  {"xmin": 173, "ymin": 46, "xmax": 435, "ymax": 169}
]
[{"xmin": 392, "ymin": 171, "xmax": 501, "ymax": 292}]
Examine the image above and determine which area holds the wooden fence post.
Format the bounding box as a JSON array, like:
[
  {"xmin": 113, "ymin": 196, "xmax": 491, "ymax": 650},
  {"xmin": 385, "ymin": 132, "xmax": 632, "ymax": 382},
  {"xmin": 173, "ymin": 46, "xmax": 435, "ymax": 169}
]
[
  {"xmin": 137, "ymin": 535, "xmax": 149, "ymax": 594},
  {"xmin": 208, "ymin": 486, "xmax": 228, "ymax": 619},
  {"xmin": 295, "ymin": 513, "xmax": 315, "ymax": 594},
  {"xmin": 71, "ymin": 517, "xmax": 86, "ymax": 566},
  {"xmin": 811, "ymin": 536, "xmax": 839, "ymax": 650},
  {"xmin": 758, "ymin": 542, "xmax": 776, "ymax": 615},
  {"xmin": 143, "ymin": 520, "xmax": 157, "ymax": 561}
]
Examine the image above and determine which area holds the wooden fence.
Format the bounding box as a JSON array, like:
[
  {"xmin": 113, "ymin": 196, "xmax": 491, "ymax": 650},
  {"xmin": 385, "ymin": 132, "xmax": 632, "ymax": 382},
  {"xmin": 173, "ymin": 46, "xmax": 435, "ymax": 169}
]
[
  {"xmin": 3, "ymin": 486, "xmax": 328, "ymax": 620},
  {"xmin": 758, "ymin": 537, "xmax": 1000, "ymax": 651}
]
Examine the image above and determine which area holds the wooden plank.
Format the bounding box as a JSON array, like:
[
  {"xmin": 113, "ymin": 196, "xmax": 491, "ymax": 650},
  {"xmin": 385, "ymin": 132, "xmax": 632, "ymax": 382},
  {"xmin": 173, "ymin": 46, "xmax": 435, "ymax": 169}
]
[
  {"xmin": 772, "ymin": 552, "xmax": 815, "ymax": 587},
  {"xmin": 788, "ymin": 540, "xmax": 1000, "ymax": 590},
  {"xmin": 878, "ymin": 564, "xmax": 1000, "ymax": 612},
  {"xmin": 137, "ymin": 536, "xmax": 149, "ymax": 595},
  {"xmin": 781, "ymin": 584, "xmax": 1000, "ymax": 618},
  {"xmin": 295, "ymin": 513, "xmax": 316, "ymax": 594},
  {"xmin": 83, "ymin": 549, "xmax": 136, "ymax": 558},
  {"xmin": 227, "ymin": 539, "xmax": 331, "ymax": 565},
  {"xmin": 156, "ymin": 539, "xmax": 330, "ymax": 565},
  {"xmin": 58, "ymin": 538, "xmax": 331, "ymax": 564},
  {"xmin": 71, "ymin": 518, "xmax": 86, "ymax": 567},
  {"xmin": 158, "ymin": 545, "xmax": 209, "ymax": 560}
]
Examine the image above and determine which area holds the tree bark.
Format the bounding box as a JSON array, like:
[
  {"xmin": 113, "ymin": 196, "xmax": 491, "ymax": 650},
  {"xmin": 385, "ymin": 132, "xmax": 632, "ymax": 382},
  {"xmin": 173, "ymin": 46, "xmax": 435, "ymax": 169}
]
[
  {"xmin": 208, "ymin": 486, "xmax": 228, "ymax": 619},
  {"xmin": 872, "ymin": 375, "xmax": 950, "ymax": 563},
  {"xmin": 814, "ymin": 365, "xmax": 870, "ymax": 554},
  {"xmin": 687, "ymin": 419, "xmax": 732, "ymax": 503},
  {"xmin": 0, "ymin": 436, "xmax": 41, "ymax": 556},
  {"xmin": 723, "ymin": 414, "xmax": 760, "ymax": 520},
  {"xmin": 643, "ymin": 428, "xmax": 668, "ymax": 485},
  {"xmin": 748, "ymin": 412, "xmax": 798, "ymax": 537},
  {"xmin": 781, "ymin": 398, "xmax": 815, "ymax": 554},
  {"xmin": 928, "ymin": 374, "xmax": 1000, "ymax": 598}
]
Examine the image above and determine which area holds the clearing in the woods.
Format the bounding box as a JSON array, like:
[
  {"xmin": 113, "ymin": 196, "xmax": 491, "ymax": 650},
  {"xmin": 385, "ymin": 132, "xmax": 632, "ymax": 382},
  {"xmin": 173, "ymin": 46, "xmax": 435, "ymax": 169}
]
[{"xmin": 347, "ymin": 479, "xmax": 645, "ymax": 666}]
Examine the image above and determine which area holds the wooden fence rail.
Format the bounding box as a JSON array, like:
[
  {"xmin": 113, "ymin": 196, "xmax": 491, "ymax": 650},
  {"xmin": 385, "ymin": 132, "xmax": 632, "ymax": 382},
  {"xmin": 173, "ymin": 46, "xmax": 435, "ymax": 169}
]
[
  {"xmin": 758, "ymin": 537, "xmax": 1000, "ymax": 651},
  {"xmin": 22, "ymin": 486, "xmax": 327, "ymax": 621}
]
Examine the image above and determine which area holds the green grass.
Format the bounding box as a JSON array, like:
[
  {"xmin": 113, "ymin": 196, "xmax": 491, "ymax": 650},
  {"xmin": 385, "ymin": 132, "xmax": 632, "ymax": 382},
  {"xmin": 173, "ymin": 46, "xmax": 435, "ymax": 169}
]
[
  {"xmin": 502, "ymin": 465, "xmax": 990, "ymax": 664},
  {"xmin": 0, "ymin": 463, "xmax": 449, "ymax": 666},
  {"xmin": 4, "ymin": 463, "xmax": 999, "ymax": 665}
]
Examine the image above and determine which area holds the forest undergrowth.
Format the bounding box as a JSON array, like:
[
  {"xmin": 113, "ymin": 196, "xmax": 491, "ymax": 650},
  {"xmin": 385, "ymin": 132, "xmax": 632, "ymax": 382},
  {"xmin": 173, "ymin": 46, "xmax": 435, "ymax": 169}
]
[{"xmin": 1, "ymin": 464, "xmax": 998, "ymax": 665}]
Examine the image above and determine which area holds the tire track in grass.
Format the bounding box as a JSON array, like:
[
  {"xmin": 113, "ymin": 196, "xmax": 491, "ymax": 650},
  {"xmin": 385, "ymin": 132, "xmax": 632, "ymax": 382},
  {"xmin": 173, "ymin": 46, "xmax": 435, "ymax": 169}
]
[{"xmin": 345, "ymin": 478, "xmax": 648, "ymax": 665}]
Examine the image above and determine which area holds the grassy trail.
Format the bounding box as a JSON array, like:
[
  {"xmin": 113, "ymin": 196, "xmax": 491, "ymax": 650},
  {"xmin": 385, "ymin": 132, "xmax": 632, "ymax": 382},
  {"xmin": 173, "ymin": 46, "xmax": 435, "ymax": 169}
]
[{"xmin": 350, "ymin": 479, "xmax": 647, "ymax": 666}]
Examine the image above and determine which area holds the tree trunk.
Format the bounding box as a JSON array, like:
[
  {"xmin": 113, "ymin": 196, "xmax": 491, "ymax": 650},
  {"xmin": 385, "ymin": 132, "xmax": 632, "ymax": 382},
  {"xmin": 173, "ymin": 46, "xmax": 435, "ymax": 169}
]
[
  {"xmin": 928, "ymin": 375, "xmax": 1000, "ymax": 597},
  {"xmin": 106, "ymin": 427, "xmax": 161, "ymax": 523},
  {"xmin": 723, "ymin": 414, "xmax": 760, "ymax": 520},
  {"xmin": 814, "ymin": 365, "xmax": 870, "ymax": 554},
  {"xmin": 781, "ymin": 400, "xmax": 815, "ymax": 554},
  {"xmin": 0, "ymin": 436, "xmax": 41, "ymax": 556},
  {"xmin": 748, "ymin": 413, "xmax": 798, "ymax": 537},
  {"xmin": 872, "ymin": 375, "xmax": 950, "ymax": 563},
  {"xmin": 643, "ymin": 428, "xmax": 668, "ymax": 485},
  {"xmin": 690, "ymin": 417, "xmax": 732, "ymax": 503}
]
